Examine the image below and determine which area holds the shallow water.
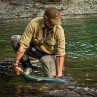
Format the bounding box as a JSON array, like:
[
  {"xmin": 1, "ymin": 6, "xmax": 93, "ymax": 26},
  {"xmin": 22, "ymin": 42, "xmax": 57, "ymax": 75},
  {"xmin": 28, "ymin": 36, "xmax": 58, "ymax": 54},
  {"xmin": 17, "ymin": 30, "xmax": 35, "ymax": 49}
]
[{"xmin": 0, "ymin": 15, "xmax": 97, "ymax": 96}]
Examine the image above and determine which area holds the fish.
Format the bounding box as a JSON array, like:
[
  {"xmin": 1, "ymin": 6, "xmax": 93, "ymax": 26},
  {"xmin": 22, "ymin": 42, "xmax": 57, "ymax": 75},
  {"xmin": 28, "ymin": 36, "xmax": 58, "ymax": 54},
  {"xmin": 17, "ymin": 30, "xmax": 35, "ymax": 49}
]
[{"xmin": 20, "ymin": 72, "xmax": 68, "ymax": 84}]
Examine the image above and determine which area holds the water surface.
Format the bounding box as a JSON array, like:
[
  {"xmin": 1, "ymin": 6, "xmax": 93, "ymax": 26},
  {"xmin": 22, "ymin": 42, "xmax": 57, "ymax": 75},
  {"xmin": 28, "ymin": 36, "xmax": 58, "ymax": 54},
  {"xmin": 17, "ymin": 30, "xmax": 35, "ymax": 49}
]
[{"xmin": 0, "ymin": 15, "xmax": 97, "ymax": 96}]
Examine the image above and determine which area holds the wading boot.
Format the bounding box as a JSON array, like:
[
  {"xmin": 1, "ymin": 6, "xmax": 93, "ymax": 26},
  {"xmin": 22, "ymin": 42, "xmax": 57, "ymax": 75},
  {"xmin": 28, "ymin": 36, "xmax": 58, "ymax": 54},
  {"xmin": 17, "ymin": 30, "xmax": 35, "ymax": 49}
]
[{"xmin": 21, "ymin": 58, "xmax": 33, "ymax": 75}]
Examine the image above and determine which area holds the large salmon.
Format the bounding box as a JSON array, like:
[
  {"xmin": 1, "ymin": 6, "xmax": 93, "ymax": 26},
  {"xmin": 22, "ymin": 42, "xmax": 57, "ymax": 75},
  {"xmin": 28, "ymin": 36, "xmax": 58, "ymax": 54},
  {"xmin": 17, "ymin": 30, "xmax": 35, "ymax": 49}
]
[{"xmin": 21, "ymin": 72, "xmax": 68, "ymax": 84}]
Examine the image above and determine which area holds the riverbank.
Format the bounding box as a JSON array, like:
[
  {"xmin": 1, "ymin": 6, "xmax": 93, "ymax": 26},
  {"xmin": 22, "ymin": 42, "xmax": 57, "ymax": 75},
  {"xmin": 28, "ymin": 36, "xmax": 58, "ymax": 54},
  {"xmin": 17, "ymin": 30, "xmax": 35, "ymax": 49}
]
[{"xmin": 0, "ymin": 0, "xmax": 97, "ymax": 20}]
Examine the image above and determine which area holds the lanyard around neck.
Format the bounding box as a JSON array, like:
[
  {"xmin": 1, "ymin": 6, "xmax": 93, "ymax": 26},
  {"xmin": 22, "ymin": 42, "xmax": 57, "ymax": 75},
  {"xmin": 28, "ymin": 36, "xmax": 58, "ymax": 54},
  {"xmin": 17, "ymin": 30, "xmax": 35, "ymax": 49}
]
[{"xmin": 43, "ymin": 28, "xmax": 53, "ymax": 42}]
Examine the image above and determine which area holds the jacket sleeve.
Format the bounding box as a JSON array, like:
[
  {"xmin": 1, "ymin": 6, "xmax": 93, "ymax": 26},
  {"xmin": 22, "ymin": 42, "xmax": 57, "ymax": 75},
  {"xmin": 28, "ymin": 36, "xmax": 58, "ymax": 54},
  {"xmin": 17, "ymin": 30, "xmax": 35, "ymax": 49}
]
[
  {"xmin": 19, "ymin": 21, "xmax": 34, "ymax": 48},
  {"xmin": 55, "ymin": 27, "xmax": 66, "ymax": 56}
]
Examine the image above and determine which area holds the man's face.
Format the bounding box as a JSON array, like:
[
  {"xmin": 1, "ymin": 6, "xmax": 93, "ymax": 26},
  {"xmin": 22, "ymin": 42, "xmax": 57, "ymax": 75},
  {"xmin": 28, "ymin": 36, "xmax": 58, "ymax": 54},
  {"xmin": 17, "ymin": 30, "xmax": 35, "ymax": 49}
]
[{"xmin": 44, "ymin": 16, "xmax": 54, "ymax": 29}]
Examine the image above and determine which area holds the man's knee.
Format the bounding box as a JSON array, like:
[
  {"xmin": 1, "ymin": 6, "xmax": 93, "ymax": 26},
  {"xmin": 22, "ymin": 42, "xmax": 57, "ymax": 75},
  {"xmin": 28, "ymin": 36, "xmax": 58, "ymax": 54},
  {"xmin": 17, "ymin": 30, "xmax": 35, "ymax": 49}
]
[
  {"xmin": 40, "ymin": 55, "xmax": 57, "ymax": 78},
  {"xmin": 11, "ymin": 35, "xmax": 21, "ymax": 42},
  {"xmin": 11, "ymin": 35, "xmax": 21, "ymax": 52}
]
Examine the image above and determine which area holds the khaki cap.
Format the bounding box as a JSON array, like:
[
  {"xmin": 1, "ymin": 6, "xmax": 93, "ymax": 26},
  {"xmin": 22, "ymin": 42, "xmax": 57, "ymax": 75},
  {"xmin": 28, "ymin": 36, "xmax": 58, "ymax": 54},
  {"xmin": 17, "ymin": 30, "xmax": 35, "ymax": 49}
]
[{"xmin": 44, "ymin": 8, "xmax": 62, "ymax": 25}]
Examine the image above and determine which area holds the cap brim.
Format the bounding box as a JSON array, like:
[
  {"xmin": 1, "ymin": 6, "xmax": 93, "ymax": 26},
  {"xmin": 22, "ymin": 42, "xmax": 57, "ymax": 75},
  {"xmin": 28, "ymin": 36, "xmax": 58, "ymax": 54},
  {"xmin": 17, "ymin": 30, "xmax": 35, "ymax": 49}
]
[{"xmin": 50, "ymin": 18, "xmax": 62, "ymax": 25}]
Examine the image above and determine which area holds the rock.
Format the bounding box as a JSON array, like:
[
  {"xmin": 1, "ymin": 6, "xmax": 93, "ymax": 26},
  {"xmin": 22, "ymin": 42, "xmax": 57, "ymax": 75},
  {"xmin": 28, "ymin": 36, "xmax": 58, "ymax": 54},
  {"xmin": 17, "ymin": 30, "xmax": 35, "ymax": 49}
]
[
  {"xmin": 0, "ymin": 57, "xmax": 40, "ymax": 80},
  {"xmin": 0, "ymin": 58, "xmax": 14, "ymax": 65},
  {"xmin": 43, "ymin": 88, "xmax": 97, "ymax": 97}
]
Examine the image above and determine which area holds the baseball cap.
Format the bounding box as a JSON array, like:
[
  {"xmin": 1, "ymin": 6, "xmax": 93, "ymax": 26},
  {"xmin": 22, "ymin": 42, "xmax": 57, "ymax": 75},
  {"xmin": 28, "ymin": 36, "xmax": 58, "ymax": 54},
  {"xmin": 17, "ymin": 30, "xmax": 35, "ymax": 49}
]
[{"xmin": 44, "ymin": 7, "xmax": 62, "ymax": 25}]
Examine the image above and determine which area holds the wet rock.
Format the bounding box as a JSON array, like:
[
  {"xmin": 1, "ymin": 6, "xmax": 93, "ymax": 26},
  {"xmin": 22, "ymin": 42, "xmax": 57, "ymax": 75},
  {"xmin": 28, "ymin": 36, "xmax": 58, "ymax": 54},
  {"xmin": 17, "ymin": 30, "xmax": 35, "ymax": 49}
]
[
  {"xmin": 0, "ymin": 58, "xmax": 14, "ymax": 80},
  {"xmin": 0, "ymin": 57, "xmax": 40, "ymax": 80},
  {"xmin": 43, "ymin": 90, "xmax": 80, "ymax": 97},
  {"xmin": 50, "ymin": 90, "xmax": 81, "ymax": 97},
  {"xmin": 43, "ymin": 88, "xmax": 97, "ymax": 97},
  {"xmin": 0, "ymin": 58, "xmax": 14, "ymax": 65},
  {"xmin": 74, "ymin": 88, "xmax": 97, "ymax": 97}
]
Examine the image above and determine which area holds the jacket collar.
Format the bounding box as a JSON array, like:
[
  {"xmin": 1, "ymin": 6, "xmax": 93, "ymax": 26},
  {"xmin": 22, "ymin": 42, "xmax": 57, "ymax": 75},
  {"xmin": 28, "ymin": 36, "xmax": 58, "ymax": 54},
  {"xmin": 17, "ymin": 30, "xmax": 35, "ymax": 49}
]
[{"xmin": 41, "ymin": 19, "xmax": 45, "ymax": 28}]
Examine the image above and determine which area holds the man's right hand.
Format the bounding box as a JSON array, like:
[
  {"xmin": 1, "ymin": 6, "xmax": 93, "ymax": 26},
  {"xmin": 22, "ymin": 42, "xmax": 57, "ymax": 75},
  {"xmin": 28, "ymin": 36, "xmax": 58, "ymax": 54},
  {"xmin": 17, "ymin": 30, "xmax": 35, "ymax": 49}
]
[
  {"xmin": 13, "ymin": 66, "xmax": 23, "ymax": 75},
  {"xmin": 13, "ymin": 46, "xmax": 26, "ymax": 75}
]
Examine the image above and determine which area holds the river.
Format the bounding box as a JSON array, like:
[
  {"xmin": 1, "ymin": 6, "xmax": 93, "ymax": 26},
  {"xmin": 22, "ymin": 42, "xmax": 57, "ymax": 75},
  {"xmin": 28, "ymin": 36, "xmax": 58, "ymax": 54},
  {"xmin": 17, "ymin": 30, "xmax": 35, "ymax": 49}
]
[{"xmin": 0, "ymin": 15, "xmax": 97, "ymax": 96}]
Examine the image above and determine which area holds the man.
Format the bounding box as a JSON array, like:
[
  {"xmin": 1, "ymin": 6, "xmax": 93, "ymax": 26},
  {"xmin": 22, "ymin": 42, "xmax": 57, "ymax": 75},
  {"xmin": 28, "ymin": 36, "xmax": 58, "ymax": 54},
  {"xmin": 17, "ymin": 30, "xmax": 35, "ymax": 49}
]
[{"xmin": 11, "ymin": 7, "xmax": 65, "ymax": 78}]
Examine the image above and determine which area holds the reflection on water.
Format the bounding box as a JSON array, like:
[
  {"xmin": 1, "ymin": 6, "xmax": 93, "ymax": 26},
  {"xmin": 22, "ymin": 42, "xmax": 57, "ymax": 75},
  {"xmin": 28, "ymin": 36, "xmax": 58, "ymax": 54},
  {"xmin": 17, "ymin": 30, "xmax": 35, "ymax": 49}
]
[{"xmin": 0, "ymin": 15, "xmax": 97, "ymax": 96}]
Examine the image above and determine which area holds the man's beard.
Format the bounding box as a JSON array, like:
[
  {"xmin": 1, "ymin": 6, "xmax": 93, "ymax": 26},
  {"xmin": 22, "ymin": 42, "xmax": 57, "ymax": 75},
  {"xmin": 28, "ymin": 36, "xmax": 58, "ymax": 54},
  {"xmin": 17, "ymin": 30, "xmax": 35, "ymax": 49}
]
[{"xmin": 45, "ymin": 22, "xmax": 54, "ymax": 30}]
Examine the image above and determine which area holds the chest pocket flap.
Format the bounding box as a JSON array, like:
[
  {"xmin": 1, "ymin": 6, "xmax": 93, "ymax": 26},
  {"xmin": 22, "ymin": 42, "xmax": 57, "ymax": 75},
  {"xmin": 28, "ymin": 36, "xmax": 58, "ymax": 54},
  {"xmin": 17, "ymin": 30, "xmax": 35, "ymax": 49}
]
[{"xmin": 46, "ymin": 38, "xmax": 56, "ymax": 46}]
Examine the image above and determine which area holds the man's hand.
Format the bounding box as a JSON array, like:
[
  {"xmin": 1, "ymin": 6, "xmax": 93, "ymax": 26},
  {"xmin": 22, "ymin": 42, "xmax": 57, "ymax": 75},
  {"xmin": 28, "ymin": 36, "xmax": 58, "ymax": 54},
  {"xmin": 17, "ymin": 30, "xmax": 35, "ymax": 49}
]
[
  {"xmin": 13, "ymin": 46, "xmax": 26, "ymax": 75},
  {"xmin": 56, "ymin": 74, "xmax": 62, "ymax": 78},
  {"xmin": 13, "ymin": 66, "xmax": 23, "ymax": 75}
]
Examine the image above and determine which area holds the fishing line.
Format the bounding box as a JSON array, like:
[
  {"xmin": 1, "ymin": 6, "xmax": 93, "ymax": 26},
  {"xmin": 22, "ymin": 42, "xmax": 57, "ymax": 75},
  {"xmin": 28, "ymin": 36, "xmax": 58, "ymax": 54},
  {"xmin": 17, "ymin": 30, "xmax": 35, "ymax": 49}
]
[
  {"xmin": 42, "ymin": 28, "xmax": 97, "ymax": 59},
  {"xmin": 44, "ymin": 42, "xmax": 97, "ymax": 59}
]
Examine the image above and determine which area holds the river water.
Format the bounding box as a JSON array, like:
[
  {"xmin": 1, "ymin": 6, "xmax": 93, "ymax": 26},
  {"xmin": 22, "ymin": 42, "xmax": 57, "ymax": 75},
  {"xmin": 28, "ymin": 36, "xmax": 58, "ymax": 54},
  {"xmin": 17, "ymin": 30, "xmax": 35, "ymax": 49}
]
[{"xmin": 0, "ymin": 15, "xmax": 97, "ymax": 96}]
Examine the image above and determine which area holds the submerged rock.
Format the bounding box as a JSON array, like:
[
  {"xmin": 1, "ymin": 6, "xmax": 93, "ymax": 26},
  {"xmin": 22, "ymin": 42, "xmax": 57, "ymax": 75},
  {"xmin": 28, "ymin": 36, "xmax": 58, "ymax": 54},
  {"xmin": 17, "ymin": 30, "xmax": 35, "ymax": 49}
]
[
  {"xmin": 0, "ymin": 58, "xmax": 14, "ymax": 65},
  {"xmin": 43, "ymin": 88, "xmax": 97, "ymax": 97},
  {"xmin": 0, "ymin": 57, "xmax": 39, "ymax": 80},
  {"xmin": 0, "ymin": 58, "xmax": 14, "ymax": 80}
]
